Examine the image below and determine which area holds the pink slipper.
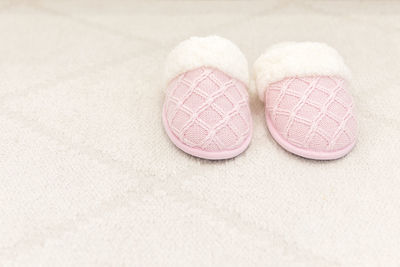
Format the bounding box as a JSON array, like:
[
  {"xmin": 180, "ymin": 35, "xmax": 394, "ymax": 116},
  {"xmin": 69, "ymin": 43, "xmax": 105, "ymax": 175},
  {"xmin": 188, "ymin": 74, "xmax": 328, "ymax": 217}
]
[
  {"xmin": 254, "ymin": 42, "xmax": 357, "ymax": 160},
  {"xmin": 162, "ymin": 36, "xmax": 252, "ymax": 160}
]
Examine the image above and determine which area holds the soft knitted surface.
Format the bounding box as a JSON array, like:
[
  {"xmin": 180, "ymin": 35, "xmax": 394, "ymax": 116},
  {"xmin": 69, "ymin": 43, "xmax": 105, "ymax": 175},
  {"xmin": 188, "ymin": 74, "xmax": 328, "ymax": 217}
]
[
  {"xmin": 265, "ymin": 76, "xmax": 357, "ymax": 152},
  {"xmin": 1, "ymin": 1, "xmax": 400, "ymax": 266},
  {"xmin": 164, "ymin": 67, "xmax": 251, "ymax": 153}
]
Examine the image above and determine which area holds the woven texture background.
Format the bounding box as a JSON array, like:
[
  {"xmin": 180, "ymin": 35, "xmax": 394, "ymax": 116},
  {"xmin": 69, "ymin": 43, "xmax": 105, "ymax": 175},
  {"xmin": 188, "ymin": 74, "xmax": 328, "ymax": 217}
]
[
  {"xmin": 164, "ymin": 67, "xmax": 251, "ymax": 152},
  {"xmin": 265, "ymin": 76, "xmax": 357, "ymax": 152},
  {"xmin": 0, "ymin": 0, "xmax": 399, "ymax": 266}
]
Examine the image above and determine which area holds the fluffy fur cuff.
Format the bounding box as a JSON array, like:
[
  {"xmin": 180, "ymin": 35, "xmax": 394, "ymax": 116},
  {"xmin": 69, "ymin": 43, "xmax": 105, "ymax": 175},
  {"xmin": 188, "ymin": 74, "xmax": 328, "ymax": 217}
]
[
  {"xmin": 164, "ymin": 36, "xmax": 249, "ymax": 87},
  {"xmin": 254, "ymin": 42, "xmax": 351, "ymax": 101}
]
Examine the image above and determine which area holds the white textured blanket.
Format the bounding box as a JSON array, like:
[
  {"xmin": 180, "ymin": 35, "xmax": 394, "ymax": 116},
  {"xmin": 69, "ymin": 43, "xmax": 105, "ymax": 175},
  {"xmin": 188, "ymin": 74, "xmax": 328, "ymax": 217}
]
[{"xmin": 1, "ymin": 0, "xmax": 399, "ymax": 266}]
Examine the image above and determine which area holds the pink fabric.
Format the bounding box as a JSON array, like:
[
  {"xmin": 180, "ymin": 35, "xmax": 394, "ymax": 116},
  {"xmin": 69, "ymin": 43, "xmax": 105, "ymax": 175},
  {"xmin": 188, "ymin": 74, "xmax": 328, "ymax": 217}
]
[
  {"xmin": 265, "ymin": 76, "xmax": 357, "ymax": 159},
  {"xmin": 163, "ymin": 67, "xmax": 252, "ymax": 159}
]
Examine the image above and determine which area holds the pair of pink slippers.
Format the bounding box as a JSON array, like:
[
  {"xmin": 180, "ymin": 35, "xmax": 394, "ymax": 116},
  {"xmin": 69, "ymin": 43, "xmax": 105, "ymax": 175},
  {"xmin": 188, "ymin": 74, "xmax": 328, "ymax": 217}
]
[{"xmin": 162, "ymin": 36, "xmax": 357, "ymax": 160}]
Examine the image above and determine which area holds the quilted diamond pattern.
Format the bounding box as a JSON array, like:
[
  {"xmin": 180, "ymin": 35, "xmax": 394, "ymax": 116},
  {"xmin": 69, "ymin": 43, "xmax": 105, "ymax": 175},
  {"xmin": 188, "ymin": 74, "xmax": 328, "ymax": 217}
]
[
  {"xmin": 164, "ymin": 67, "xmax": 251, "ymax": 152},
  {"xmin": 265, "ymin": 76, "xmax": 357, "ymax": 152}
]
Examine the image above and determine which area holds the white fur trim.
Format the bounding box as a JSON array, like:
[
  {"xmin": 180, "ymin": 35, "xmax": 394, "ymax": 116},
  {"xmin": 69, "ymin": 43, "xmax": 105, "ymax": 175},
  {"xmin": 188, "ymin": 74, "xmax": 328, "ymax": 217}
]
[
  {"xmin": 164, "ymin": 36, "xmax": 249, "ymax": 87},
  {"xmin": 254, "ymin": 42, "xmax": 352, "ymax": 101}
]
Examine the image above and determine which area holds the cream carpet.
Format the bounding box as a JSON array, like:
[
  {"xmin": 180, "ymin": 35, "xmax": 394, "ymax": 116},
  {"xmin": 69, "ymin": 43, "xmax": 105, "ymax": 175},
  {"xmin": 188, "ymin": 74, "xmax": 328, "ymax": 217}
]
[{"xmin": 1, "ymin": 0, "xmax": 400, "ymax": 266}]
